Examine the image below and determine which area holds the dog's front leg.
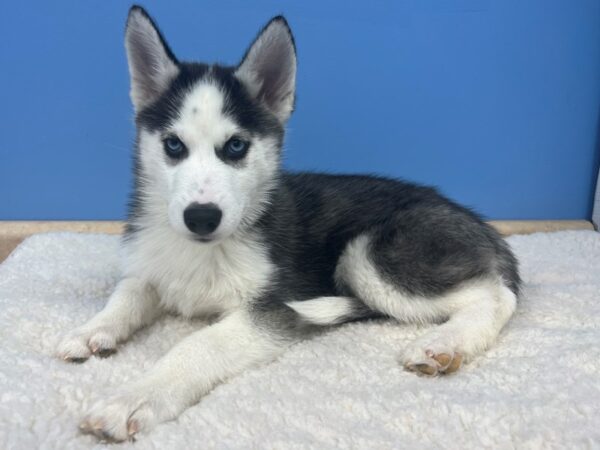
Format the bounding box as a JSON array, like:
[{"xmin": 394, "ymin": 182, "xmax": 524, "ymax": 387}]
[
  {"xmin": 79, "ymin": 309, "xmax": 287, "ymax": 442},
  {"xmin": 57, "ymin": 277, "xmax": 161, "ymax": 362}
]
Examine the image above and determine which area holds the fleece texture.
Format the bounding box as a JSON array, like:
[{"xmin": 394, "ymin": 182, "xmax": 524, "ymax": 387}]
[{"xmin": 0, "ymin": 231, "xmax": 599, "ymax": 449}]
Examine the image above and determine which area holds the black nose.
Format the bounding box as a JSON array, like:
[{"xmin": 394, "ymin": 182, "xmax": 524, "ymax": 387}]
[{"xmin": 183, "ymin": 203, "xmax": 222, "ymax": 236}]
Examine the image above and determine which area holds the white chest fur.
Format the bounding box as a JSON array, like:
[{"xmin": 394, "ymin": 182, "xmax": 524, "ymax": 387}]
[{"xmin": 122, "ymin": 226, "xmax": 274, "ymax": 318}]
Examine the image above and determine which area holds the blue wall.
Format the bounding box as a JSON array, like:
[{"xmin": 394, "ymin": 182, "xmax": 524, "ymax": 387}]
[{"xmin": 1, "ymin": 0, "xmax": 599, "ymax": 220}]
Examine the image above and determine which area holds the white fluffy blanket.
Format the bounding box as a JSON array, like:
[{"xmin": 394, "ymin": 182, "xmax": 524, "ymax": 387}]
[{"xmin": 0, "ymin": 231, "xmax": 599, "ymax": 449}]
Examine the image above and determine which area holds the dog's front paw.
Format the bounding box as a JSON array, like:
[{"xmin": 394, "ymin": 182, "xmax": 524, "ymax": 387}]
[
  {"xmin": 79, "ymin": 387, "xmax": 171, "ymax": 442},
  {"xmin": 57, "ymin": 326, "xmax": 118, "ymax": 363},
  {"xmin": 79, "ymin": 381, "xmax": 178, "ymax": 442}
]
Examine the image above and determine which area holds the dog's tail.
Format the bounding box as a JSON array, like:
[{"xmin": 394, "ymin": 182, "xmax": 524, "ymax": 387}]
[{"xmin": 285, "ymin": 296, "xmax": 377, "ymax": 326}]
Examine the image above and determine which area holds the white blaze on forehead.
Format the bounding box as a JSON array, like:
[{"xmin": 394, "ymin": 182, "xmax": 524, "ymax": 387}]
[{"xmin": 173, "ymin": 81, "xmax": 238, "ymax": 146}]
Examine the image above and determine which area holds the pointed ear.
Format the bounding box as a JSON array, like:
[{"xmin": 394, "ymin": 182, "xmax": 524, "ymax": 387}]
[
  {"xmin": 235, "ymin": 16, "xmax": 297, "ymax": 123},
  {"xmin": 125, "ymin": 6, "xmax": 179, "ymax": 112}
]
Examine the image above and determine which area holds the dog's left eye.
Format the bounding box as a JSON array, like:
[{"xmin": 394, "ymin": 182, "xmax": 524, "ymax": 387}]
[{"xmin": 223, "ymin": 137, "xmax": 250, "ymax": 160}]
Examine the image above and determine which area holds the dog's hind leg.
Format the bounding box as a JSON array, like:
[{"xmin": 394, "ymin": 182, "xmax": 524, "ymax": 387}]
[
  {"xmin": 335, "ymin": 234, "xmax": 517, "ymax": 376},
  {"xmin": 57, "ymin": 277, "xmax": 161, "ymax": 362},
  {"xmin": 398, "ymin": 281, "xmax": 516, "ymax": 376}
]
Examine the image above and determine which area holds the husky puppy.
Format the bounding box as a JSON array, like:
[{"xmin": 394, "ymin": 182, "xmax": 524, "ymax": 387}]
[{"xmin": 58, "ymin": 6, "xmax": 520, "ymax": 441}]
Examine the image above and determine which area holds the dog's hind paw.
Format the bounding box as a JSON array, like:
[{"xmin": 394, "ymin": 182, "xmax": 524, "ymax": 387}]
[
  {"xmin": 57, "ymin": 327, "xmax": 118, "ymax": 362},
  {"xmin": 404, "ymin": 350, "xmax": 463, "ymax": 376},
  {"xmin": 401, "ymin": 335, "xmax": 464, "ymax": 377}
]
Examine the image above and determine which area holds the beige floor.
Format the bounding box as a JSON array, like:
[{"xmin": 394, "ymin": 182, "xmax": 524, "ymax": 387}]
[{"xmin": 0, "ymin": 220, "xmax": 594, "ymax": 263}]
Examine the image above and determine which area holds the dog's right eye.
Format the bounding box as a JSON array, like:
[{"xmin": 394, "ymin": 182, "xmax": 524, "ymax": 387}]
[{"xmin": 163, "ymin": 136, "xmax": 188, "ymax": 159}]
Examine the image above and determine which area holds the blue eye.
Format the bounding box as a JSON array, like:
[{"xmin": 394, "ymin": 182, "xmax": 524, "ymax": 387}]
[
  {"xmin": 223, "ymin": 138, "xmax": 249, "ymax": 160},
  {"xmin": 163, "ymin": 136, "xmax": 187, "ymax": 159}
]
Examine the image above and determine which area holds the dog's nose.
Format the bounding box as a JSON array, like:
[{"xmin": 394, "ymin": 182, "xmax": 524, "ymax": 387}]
[{"xmin": 183, "ymin": 203, "xmax": 222, "ymax": 236}]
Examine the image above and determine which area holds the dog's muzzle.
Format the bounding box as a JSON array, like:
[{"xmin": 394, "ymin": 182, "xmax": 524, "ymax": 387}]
[{"xmin": 183, "ymin": 203, "xmax": 222, "ymax": 237}]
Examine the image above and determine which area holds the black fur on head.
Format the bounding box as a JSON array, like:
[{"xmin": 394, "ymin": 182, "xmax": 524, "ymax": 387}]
[{"xmin": 124, "ymin": 6, "xmax": 296, "ymax": 138}]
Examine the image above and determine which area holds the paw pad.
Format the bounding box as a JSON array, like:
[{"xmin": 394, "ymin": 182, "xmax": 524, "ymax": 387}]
[
  {"xmin": 92, "ymin": 347, "xmax": 117, "ymax": 358},
  {"xmin": 405, "ymin": 352, "xmax": 463, "ymax": 376},
  {"xmin": 65, "ymin": 356, "xmax": 89, "ymax": 364}
]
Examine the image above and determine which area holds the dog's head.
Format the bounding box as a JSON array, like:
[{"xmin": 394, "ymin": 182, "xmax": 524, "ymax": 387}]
[{"xmin": 125, "ymin": 6, "xmax": 296, "ymax": 243}]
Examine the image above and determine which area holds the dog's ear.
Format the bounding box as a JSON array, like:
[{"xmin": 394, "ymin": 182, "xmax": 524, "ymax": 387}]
[
  {"xmin": 125, "ymin": 6, "xmax": 179, "ymax": 113},
  {"xmin": 235, "ymin": 17, "xmax": 297, "ymax": 123}
]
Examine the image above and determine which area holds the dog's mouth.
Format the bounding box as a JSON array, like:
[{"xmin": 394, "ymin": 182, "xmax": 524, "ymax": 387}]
[{"xmin": 193, "ymin": 236, "xmax": 214, "ymax": 244}]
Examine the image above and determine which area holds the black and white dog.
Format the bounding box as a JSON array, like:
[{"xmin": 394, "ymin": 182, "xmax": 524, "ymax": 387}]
[{"xmin": 58, "ymin": 6, "xmax": 520, "ymax": 441}]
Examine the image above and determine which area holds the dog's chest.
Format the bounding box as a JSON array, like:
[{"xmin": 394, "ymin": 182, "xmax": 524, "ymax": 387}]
[{"xmin": 125, "ymin": 230, "xmax": 274, "ymax": 317}]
